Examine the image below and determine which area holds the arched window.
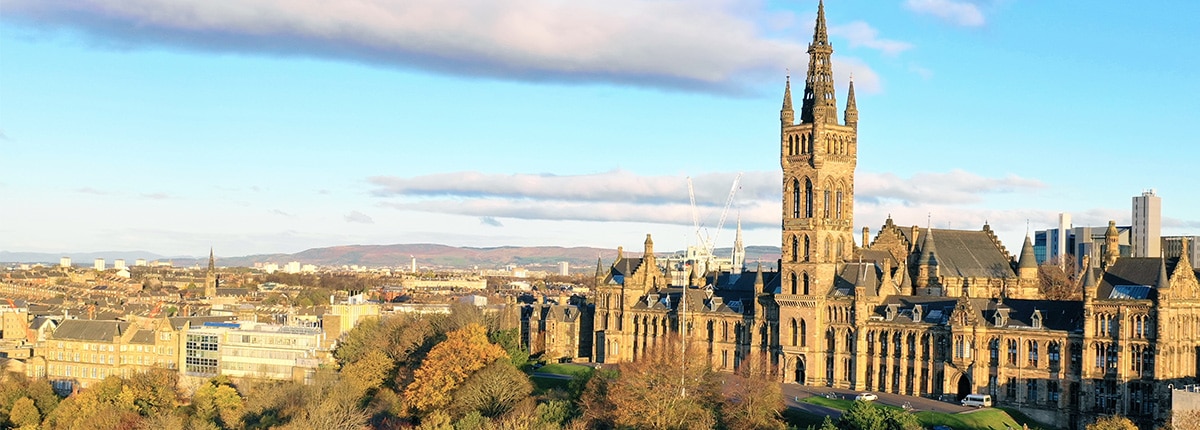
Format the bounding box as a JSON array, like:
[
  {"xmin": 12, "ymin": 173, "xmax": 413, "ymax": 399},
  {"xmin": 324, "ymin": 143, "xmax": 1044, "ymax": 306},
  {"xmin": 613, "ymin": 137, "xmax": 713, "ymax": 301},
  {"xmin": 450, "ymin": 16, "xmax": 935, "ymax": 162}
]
[
  {"xmin": 791, "ymin": 319, "xmax": 798, "ymax": 346},
  {"xmin": 805, "ymin": 179, "xmax": 814, "ymax": 218},
  {"xmin": 801, "ymin": 319, "xmax": 808, "ymax": 347},
  {"xmin": 804, "ymin": 235, "xmax": 811, "ymax": 261},
  {"xmin": 803, "ymin": 273, "xmax": 811, "ymax": 295},
  {"xmin": 836, "ymin": 189, "xmax": 844, "ymax": 219},
  {"xmin": 791, "ymin": 273, "xmax": 798, "ymax": 295},
  {"xmin": 791, "ymin": 235, "xmax": 798, "ymax": 262},
  {"xmin": 792, "ymin": 179, "xmax": 801, "ymax": 218},
  {"xmin": 823, "ymin": 190, "xmax": 831, "ymax": 218}
]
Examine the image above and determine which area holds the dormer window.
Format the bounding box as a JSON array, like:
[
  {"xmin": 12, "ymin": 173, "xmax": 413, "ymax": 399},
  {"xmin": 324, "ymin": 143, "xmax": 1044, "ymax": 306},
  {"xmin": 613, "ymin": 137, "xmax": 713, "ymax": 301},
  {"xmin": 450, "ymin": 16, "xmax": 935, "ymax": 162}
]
[
  {"xmin": 995, "ymin": 309, "xmax": 1009, "ymax": 327},
  {"xmin": 1032, "ymin": 310, "xmax": 1043, "ymax": 329},
  {"xmin": 886, "ymin": 304, "xmax": 899, "ymax": 321},
  {"xmin": 912, "ymin": 305, "xmax": 923, "ymax": 323}
]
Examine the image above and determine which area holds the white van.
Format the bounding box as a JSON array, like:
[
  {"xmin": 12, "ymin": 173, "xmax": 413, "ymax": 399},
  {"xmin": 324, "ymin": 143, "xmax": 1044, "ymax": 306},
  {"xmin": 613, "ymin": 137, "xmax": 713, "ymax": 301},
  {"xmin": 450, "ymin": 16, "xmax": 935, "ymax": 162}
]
[{"xmin": 961, "ymin": 394, "xmax": 992, "ymax": 408}]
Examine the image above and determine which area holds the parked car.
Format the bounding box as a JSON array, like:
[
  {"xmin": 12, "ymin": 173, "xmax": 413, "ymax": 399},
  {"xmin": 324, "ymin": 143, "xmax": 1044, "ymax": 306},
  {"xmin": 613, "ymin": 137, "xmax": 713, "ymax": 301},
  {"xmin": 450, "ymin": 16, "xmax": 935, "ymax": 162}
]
[{"xmin": 854, "ymin": 392, "xmax": 878, "ymax": 402}]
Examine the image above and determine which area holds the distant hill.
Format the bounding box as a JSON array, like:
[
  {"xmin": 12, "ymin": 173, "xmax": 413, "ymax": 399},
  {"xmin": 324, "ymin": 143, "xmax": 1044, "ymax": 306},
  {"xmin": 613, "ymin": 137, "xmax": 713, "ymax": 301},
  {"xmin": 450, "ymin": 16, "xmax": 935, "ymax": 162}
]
[
  {"xmin": 3, "ymin": 244, "xmax": 782, "ymax": 271},
  {"xmin": 0, "ymin": 251, "xmax": 169, "ymax": 265}
]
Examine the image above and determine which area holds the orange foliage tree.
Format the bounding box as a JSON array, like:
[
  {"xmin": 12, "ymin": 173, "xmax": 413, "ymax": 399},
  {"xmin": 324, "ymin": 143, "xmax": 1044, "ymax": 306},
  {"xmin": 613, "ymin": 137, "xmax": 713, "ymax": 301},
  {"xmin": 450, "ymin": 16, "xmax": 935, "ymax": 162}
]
[{"xmin": 403, "ymin": 323, "xmax": 507, "ymax": 414}]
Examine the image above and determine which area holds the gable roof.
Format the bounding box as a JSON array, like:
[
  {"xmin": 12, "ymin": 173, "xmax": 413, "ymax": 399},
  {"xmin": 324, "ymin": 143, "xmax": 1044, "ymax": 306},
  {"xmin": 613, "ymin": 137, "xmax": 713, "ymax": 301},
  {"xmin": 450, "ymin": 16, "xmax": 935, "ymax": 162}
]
[
  {"xmin": 50, "ymin": 320, "xmax": 128, "ymax": 342},
  {"xmin": 1099, "ymin": 257, "xmax": 1163, "ymax": 300},
  {"xmin": 909, "ymin": 228, "xmax": 1016, "ymax": 278}
]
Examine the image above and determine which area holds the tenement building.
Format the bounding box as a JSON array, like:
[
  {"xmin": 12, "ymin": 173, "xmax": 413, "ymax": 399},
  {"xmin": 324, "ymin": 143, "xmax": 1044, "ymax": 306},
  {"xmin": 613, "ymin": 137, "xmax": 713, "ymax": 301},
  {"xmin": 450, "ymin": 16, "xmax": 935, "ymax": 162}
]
[{"xmin": 588, "ymin": 2, "xmax": 1200, "ymax": 429}]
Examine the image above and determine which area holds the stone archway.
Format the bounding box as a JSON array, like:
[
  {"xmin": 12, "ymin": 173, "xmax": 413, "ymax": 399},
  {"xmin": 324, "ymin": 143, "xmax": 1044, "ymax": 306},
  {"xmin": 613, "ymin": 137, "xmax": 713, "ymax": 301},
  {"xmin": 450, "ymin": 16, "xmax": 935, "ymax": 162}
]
[
  {"xmin": 795, "ymin": 356, "xmax": 807, "ymax": 384},
  {"xmin": 956, "ymin": 373, "xmax": 972, "ymax": 400}
]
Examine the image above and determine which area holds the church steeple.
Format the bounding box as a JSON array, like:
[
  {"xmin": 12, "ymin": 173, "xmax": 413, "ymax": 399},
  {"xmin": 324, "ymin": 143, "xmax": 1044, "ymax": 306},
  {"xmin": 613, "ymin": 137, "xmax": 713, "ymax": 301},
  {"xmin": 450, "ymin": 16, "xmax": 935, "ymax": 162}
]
[
  {"xmin": 732, "ymin": 215, "xmax": 746, "ymax": 275},
  {"xmin": 801, "ymin": 0, "xmax": 838, "ymax": 125},
  {"xmin": 208, "ymin": 247, "xmax": 215, "ymax": 272}
]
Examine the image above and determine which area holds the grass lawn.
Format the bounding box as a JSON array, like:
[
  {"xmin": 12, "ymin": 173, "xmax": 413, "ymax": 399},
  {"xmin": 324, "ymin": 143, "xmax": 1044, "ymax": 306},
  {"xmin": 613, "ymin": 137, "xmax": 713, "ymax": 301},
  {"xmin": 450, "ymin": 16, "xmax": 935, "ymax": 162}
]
[
  {"xmin": 536, "ymin": 363, "xmax": 593, "ymax": 378},
  {"xmin": 801, "ymin": 397, "xmax": 905, "ymax": 412},
  {"xmin": 530, "ymin": 375, "xmax": 572, "ymax": 394},
  {"xmin": 800, "ymin": 397, "xmax": 1055, "ymax": 430},
  {"xmin": 914, "ymin": 408, "xmax": 1025, "ymax": 430}
]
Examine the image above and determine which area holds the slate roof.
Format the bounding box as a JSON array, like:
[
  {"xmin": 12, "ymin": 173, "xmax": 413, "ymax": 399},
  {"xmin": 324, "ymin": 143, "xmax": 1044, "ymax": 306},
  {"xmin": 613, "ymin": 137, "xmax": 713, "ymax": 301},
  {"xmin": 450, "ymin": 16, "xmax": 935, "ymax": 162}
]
[
  {"xmin": 51, "ymin": 320, "xmax": 128, "ymax": 342},
  {"xmin": 836, "ymin": 263, "xmax": 880, "ymax": 296},
  {"xmin": 874, "ymin": 296, "xmax": 1084, "ymax": 332},
  {"xmin": 129, "ymin": 330, "xmax": 156, "ymax": 344},
  {"xmin": 606, "ymin": 257, "xmax": 645, "ymax": 285},
  {"xmin": 1098, "ymin": 258, "xmax": 1164, "ymax": 300},
  {"xmin": 907, "ymin": 228, "xmax": 1015, "ymax": 278}
]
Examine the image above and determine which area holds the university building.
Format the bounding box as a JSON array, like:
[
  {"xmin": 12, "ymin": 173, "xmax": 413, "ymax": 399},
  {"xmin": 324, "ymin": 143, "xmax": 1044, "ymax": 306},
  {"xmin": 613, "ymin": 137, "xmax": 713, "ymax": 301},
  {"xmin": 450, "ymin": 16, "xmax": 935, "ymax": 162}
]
[{"xmin": 588, "ymin": 2, "xmax": 1200, "ymax": 429}]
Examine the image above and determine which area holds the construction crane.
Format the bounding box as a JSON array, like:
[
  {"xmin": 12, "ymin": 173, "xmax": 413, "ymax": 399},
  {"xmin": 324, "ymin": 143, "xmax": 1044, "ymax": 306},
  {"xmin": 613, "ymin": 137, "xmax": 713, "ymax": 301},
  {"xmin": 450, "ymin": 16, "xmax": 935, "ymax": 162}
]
[{"xmin": 685, "ymin": 173, "xmax": 743, "ymax": 275}]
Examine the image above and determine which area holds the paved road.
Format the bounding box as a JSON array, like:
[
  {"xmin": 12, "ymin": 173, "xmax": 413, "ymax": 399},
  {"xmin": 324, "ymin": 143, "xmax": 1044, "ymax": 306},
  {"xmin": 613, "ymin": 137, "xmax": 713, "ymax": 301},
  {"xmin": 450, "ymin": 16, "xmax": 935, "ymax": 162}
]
[{"xmin": 781, "ymin": 383, "xmax": 973, "ymax": 416}]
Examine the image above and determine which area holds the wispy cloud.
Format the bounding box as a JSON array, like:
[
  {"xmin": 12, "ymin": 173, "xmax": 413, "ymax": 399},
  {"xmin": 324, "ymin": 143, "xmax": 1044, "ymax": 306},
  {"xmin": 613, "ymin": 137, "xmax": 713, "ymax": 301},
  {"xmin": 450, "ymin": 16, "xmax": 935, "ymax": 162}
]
[
  {"xmin": 372, "ymin": 169, "xmax": 1045, "ymax": 229},
  {"xmin": 904, "ymin": 0, "xmax": 986, "ymax": 27},
  {"xmin": 829, "ymin": 21, "xmax": 913, "ymax": 56},
  {"xmin": 856, "ymin": 169, "xmax": 1044, "ymax": 206},
  {"xmin": 141, "ymin": 192, "xmax": 170, "ymax": 200},
  {"xmin": 270, "ymin": 209, "xmax": 293, "ymax": 217},
  {"xmin": 479, "ymin": 216, "xmax": 504, "ymax": 227},
  {"xmin": 0, "ymin": 129, "xmax": 9, "ymax": 141},
  {"xmin": 76, "ymin": 187, "xmax": 109, "ymax": 195},
  {"xmin": 344, "ymin": 211, "xmax": 374, "ymax": 224},
  {"xmin": 2, "ymin": 0, "xmax": 883, "ymax": 93}
]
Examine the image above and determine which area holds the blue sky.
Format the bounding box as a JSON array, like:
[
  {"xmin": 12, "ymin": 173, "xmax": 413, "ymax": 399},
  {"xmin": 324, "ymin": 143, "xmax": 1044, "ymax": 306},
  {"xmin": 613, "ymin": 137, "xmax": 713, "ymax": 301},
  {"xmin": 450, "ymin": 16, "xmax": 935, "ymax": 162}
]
[{"xmin": 2, "ymin": 0, "xmax": 1198, "ymax": 258}]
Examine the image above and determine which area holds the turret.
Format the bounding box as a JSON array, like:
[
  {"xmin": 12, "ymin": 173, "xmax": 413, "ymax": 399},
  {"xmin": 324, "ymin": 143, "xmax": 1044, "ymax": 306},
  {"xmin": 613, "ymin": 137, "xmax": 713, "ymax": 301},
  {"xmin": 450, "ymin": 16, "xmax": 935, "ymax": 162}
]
[
  {"xmin": 844, "ymin": 77, "xmax": 858, "ymax": 128},
  {"xmin": 861, "ymin": 226, "xmax": 870, "ymax": 249},
  {"xmin": 643, "ymin": 234, "xmax": 655, "ymax": 264},
  {"xmin": 1104, "ymin": 220, "xmax": 1120, "ymax": 268},
  {"xmin": 754, "ymin": 263, "xmax": 765, "ymax": 293},
  {"xmin": 1017, "ymin": 235, "xmax": 1038, "ymax": 280}
]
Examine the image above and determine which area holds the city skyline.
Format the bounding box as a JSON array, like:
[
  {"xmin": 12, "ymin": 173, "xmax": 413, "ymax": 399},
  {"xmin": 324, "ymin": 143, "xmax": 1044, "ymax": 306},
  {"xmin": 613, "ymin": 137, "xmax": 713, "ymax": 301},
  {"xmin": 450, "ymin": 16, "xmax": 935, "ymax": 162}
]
[{"xmin": 3, "ymin": 0, "xmax": 1199, "ymax": 257}]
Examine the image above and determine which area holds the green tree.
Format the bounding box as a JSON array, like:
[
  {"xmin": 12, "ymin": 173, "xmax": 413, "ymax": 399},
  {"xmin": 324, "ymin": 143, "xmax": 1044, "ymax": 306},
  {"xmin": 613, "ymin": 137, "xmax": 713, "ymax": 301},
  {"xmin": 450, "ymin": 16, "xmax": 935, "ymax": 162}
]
[
  {"xmin": 450, "ymin": 360, "xmax": 533, "ymax": 418},
  {"xmin": 881, "ymin": 407, "xmax": 921, "ymax": 430},
  {"xmin": 837, "ymin": 400, "xmax": 884, "ymax": 430},
  {"xmin": 489, "ymin": 328, "xmax": 530, "ymax": 368}
]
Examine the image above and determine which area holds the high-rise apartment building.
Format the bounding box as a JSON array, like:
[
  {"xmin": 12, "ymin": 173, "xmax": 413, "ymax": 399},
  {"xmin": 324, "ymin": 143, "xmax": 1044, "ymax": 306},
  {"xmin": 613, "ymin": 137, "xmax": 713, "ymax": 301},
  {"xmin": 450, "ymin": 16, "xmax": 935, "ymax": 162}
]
[{"xmin": 1132, "ymin": 190, "xmax": 1162, "ymax": 257}]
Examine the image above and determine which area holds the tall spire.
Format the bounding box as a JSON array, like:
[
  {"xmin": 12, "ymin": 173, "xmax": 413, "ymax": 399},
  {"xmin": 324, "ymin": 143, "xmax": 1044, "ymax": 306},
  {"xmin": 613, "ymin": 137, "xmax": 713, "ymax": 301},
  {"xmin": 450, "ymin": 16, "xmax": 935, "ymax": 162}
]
[
  {"xmin": 801, "ymin": 0, "xmax": 838, "ymax": 125},
  {"xmin": 844, "ymin": 76, "xmax": 858, "ymax": 128},
  {"xmin": 781, "ymin": 74, "xmax": 795, "ymax": 125},
  {"xmin": 208, "ymin": 247, "xmax": 215, "ymax": 272},
  {"xmin": 732, "ymin": 215, "xmax": 746, "ymax": 275},
  {"xmin": 813, "ymin": 0, "xmax": 830, "ymax": 47}
]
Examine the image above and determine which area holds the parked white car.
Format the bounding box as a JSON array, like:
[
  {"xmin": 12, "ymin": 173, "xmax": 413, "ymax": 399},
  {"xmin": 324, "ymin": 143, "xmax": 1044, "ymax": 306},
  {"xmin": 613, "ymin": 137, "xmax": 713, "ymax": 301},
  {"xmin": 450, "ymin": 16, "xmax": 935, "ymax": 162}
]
[{"xmin": 855, "ymin": 392, "xmax": 878, "ymax": 402}]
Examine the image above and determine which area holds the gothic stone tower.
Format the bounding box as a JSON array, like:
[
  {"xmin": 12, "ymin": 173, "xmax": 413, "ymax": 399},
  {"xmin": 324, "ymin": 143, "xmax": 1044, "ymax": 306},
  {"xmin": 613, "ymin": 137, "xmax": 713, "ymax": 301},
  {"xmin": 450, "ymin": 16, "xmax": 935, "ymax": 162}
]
[{"xmin": 777, "ymin": 0, "xmax": 860, "ymax": 389}]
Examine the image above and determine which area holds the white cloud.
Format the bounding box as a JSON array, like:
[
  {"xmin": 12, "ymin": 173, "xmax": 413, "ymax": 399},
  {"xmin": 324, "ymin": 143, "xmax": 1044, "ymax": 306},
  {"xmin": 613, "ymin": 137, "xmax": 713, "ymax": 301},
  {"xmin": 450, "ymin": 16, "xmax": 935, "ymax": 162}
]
[
  {"xmin": 344, "ymin": 210, "xmax": 374, "ymax": 224},
  {"xmin": 904, "ymin": 0, "xmax": 986, "ymax": 27},
  {"xmin": 829, "ymin": 21, "xmax": 913, "ymax": 56},
  {"xmin": 3, "ymin": 0, "xmax": 884, "ymax": 93}
]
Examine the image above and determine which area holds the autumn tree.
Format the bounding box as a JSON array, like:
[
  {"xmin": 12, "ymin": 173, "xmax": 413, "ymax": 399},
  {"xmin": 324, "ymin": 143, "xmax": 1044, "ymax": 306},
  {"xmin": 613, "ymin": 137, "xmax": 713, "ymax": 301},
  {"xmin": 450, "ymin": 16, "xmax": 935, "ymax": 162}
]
[
  {"xmin": 190, "ymin": 376, "xmax": 244, "ymax": 429},
  {"xmin": 1087, "ymin": 415, "xmax": 1137, "ymax": 430},
  {"xmin": 1167, "ymin": 410, "xmax": 1200, "ymax": 430},
  {"xmin": 9, "ymin": 396, "xmax": 41, "ymax": 429},
  {"xmin": 719, "ymin": 352, "xmax": 785, "ymax": 430},
  {"xmin": 1039, "ymin": 255, "xmax": 1081, "ymax": 300},
  {"xmin": 583, "ymin": 335, "xmax": 721, "ymax": 429},
  {"xmin": 404, "ymin": 323, "xmax": 507, "ymax": 414}
]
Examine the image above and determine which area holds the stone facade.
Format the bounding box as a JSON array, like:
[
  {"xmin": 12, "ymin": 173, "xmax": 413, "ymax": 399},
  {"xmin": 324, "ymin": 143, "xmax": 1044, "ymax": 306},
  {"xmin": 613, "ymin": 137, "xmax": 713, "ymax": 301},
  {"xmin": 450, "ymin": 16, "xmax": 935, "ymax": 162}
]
[{"xmin": 586, "ymin": 2, "xmax": 1200, "ymax": 429}]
